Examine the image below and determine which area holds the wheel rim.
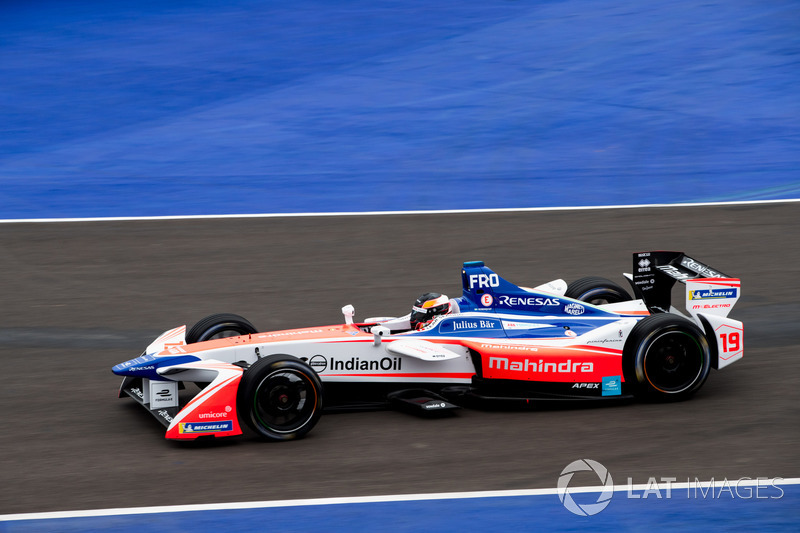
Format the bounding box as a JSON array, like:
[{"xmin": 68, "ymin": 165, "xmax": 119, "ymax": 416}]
[
  {"xmin": 252, "ymin": 369, "xmax": 317, "ymax": 434},
  {"xmin": 642, "ymin": 330, "xmax": 705, "ymax": 393}
]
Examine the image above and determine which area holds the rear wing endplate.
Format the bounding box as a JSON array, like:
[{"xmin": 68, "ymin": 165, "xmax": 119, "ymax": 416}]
[{"xmin": 631, "ymin": 251, "xmax": 739, "ymax": 316}]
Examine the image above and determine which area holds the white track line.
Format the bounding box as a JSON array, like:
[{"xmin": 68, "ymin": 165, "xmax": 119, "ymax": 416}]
[
  {"xmin": 2, "ymin": 478, "xmax": 799, "ymax": 522},
  {"xmin": 1, "ymin": 198, "xmax": 798, "ymax": 224}
]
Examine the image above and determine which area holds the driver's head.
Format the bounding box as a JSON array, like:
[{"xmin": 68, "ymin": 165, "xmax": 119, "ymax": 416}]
[{"xmin": 410, "ymin": 292, "xmax": 451, "ymax": 329}]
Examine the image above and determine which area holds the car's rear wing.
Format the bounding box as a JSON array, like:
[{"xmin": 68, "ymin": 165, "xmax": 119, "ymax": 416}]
[{"xmin": 630, "ymin": 251, "xmax": 740, "ymax": 317}]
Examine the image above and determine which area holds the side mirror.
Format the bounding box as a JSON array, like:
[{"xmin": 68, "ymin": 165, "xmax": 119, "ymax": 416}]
[
  {"xmin": 341, "ymin": 304, "xmax": 355, "ymax": 325},
  {"xmin": 372, "ymin": 325, "xmax": 390, "ymax": 346}
]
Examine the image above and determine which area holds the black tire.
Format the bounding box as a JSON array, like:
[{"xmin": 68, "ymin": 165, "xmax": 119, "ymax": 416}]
[
  {"xmin": 237, "ymin": 354, "xmax": 323, "ymax": 441},
  {"xmin": 185, "ymin": 313, "xmax": 257, "ymax": 343},
  {"xmin": 565, "ymin": 276, "xmax": 631, "ymax": 305},
  {"xmin": 623, "ymin": 314, "xmax": 711, "ymax": 401}
]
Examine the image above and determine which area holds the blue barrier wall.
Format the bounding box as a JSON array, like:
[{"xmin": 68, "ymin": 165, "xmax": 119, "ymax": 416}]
[
  {"xmin": 4, "ymin": 485, "xmax": 799, "ymax": 532},
  {"xmin": 1, "ymin": 1, "xmax": 798, "ymax": 218}
]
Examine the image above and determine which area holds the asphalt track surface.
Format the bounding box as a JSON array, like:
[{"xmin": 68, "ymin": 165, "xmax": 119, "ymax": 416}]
[{"xmin": 1, "ymin": 202, "xmax": 798, "ymax": 516}]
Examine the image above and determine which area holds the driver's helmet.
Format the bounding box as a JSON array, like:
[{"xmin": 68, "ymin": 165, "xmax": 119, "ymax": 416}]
[{"xmin": 410, "ymin": 292, "xmax": 451, "ymax": 330}]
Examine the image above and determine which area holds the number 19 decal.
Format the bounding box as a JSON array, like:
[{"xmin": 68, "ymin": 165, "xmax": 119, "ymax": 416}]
[{"xmin": 720, "ymin": 331, "xmax": 741, "ymax": 353}]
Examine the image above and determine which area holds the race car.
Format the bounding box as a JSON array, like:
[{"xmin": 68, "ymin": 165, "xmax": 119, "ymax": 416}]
[{"xmin": 112, "ymin": 251, "xmax": 743, "ymax": 441}]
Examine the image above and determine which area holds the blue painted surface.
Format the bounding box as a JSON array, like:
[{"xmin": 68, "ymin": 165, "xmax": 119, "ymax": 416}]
[
  {"xmin": 1, "ymin": 1, "xmax": 799, "ymax": 218},
  {"xmin": 3, "ymin": 486, "xmax": 798, "ymax": 532}
]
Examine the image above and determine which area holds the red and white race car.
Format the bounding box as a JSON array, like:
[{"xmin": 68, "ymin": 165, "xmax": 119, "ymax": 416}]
[{"xmin": 112, "ymin": 251, "xmax": 743, "ymax": 441}]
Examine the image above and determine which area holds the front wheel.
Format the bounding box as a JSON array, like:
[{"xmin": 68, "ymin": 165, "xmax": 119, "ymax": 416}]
[
  {"xmin": 623, "ymin": 314, "xmax": 711, "ymax": 401},
  {"xmin": 185, "ymin": 313, "xmax": 258, "ymax": 343},
  {"xmin": 565, "ymin": 276, "xmax": 631, "ymax": 305},
  {"xmin": 238, "ymin": 355, "xmax": 323, "ymax": 441}
]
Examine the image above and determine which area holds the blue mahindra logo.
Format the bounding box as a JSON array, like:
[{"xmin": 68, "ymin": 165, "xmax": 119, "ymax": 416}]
[{"xmin": 689, "ymin": 288, "xmax": 738, "ymax": 300}]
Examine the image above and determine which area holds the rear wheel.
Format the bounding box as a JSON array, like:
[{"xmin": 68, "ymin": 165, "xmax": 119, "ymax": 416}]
[
  {"xmin": 623, "ymin": 314, "xmax": 710, "ymax": 400},
  {"xmin": 186, "ymin": 313, "xmax": 257, "ymax": 343},
  {"xmin": 565, "ymin": 276, "xmax": 631, "ymax": 305},
  {"xmin": 238, "ymin": 355, "xmax": 323, "ymax": 441}
]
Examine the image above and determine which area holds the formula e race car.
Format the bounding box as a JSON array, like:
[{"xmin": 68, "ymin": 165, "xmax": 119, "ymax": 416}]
[{"xmin": 112, "ymin": 251, "xmax": 743, "ymax": 441}]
